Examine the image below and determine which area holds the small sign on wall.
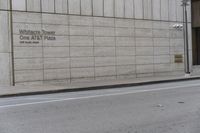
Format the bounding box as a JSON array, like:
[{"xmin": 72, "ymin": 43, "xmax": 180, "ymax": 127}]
[
  {"xmin": 19, "ymin": 29, "xmax": 56, "ymax": 44},
  {"xmin": 174, "ymin": 54, "xmax": 183, "ymax": 63}
]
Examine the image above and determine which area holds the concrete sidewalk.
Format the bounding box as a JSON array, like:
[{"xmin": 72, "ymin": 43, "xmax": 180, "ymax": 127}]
[{"xmin": 0, "ymin": 75, "xmax": 200, "ymax": 98}]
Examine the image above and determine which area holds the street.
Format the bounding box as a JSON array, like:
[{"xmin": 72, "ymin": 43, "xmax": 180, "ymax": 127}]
[{"xmin": 1, "ymin": 80, "xmax": 200, "ymax": 133}]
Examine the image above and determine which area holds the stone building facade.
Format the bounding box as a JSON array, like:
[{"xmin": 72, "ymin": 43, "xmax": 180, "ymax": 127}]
[{"xmin": 0, "ymin": 0, "xmax": 193, "ymax": 86}]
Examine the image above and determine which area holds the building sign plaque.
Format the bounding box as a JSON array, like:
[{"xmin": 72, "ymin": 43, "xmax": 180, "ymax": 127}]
[
  {"xmin": 19, "ymin": 29, "xmax": 56, "ymax": 44},
  {"xmin": 174, "ymin": 54, "xmax": 183, "ymax": 63}
]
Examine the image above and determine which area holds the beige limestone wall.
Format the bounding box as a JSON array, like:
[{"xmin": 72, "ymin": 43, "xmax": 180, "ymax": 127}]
[
  {"xmin": 0, "ymin": 0, "xmax": 192, "ymax": 85},
  {"xmin": 11, "ymin": 12, "xmax": 185, "ymax": 85},
  {"xmin": 0, "ymin": 8, "xmax": 12, "ymax": 85},
  {"xmin": 6, "ymin": 0, "xmax": 191, "ymax": 22}
]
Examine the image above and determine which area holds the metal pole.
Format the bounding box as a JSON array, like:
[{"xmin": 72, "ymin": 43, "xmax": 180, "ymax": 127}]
[
  {"xmin": 185, "ymin": 3, "xmax": 190, "ymax": 74},
  {"xmin": 9, "ymin": 0, "xmax": 15, "ymax": 86},
  {"xmin": 182, "ymin": 0, "xmax": 190, "ymax": 75},
  {"xmin": 183, "ymin": 4, "xmax": 187, "ymax": 73}
]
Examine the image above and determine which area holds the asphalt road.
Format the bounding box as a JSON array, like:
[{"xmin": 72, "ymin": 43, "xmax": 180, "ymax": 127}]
[{"xmin": 1, "ymin": 80, "xmax": 200, "ymax": 133}]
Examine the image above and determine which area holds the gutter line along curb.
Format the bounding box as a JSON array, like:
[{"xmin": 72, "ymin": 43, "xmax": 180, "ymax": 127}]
[{"xmin": 1, "ymin": 77, "xmax": 200, "ymax": 98}]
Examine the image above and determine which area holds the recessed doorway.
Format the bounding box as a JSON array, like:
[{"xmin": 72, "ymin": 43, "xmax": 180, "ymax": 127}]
[{"xmin": 192, "ymin": 0, "xmax": 200, "ymax": 65}]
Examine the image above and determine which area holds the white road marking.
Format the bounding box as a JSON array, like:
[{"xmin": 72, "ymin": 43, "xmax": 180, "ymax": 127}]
[
  {"xmin": 0, "ymin": 83, "xmax": 200, "ymax": 109},
  {"xmin": 25, "ymin": 98, "xmax": 59, "ymax": 100}
]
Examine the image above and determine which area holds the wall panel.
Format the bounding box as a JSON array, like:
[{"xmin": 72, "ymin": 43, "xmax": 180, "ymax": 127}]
[
  {"xmin": 93, "ymin": 0, "xmax": 103, "ymax": 16},
  {"xmin": 12, "ymin": 0, "xmax": 26, "ymax": 11},
  {"xmin": 176, "ymin": 0, "xmax": 183, "ymax": 22},
  {"xmin": 42, "ymin": 0, "xmax": 55, "ymax": 13},
  {"xmin": 27, "ymin": 0, "xmax": 41, "ymax": 12},
  {"xmin": 81, "ymin": 0, "xmax": 92, "ymax": 15},
  {"xmin": 124, "ymin": 0, "xmax": 134, "ymax": 18},
  {"xmin": 55, "ymin": 0, "xmax": 68, "ymax": 14},
  {"xmin": 0, "ymin": 0, "xmax": 9, "ymax": 9},
  {"xmin": 143, "ymin": 0, "xmax": 152, "ymax": 19},
  {"xmin": 134, "ymin": 0, "xmax": 143, "ymax": 19},
  {"xmin": 115, "ymin": 0, "xmax": 124, "ymax": 18},
  {"xmin": 152, "ymin": 0, "xmax": 161, "ymax": 20},
  {"xmin": 104, "ymin": 0, "xmax": 114, "ymax": 17},
  {"xmin": 68, "ymin": 0, "xmax": 81, "ymax": 15},
  {"xmin": 169, "ymin": 0, "xmax": 176, "ymax": 21},
  {"xmin": 161, "ymin": 0, "xmax": 169, "ymax": 20}
]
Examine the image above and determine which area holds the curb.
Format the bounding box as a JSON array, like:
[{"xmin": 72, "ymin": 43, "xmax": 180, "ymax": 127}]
[{"xmin": 1, "ymin": 77, "xmax": 200, "ymax": 98}]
